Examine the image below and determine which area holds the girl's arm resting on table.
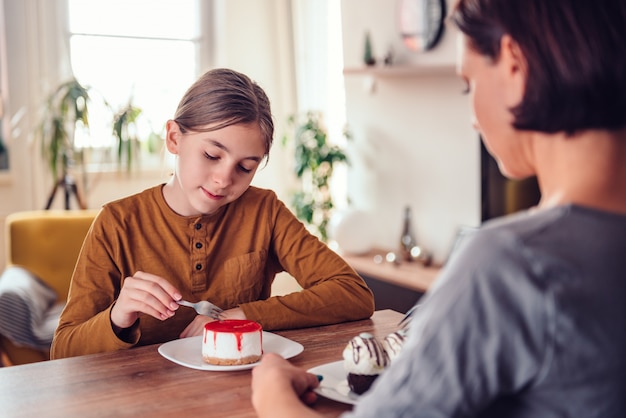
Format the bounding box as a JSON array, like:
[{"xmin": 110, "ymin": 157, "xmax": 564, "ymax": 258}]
[{"xmin": 51, "ymin": 306, "xmax": 138, "ymax": 359}]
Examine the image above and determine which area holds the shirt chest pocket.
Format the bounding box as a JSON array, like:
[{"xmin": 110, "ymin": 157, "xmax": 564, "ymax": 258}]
[{"xmin": 214, "ymin": 250, "xmax": 267, "ymax": 306}]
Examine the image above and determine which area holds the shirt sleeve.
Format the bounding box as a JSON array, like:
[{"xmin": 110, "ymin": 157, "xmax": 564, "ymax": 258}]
[
  {"xmin": 342, "ymin": 229, "xmax": 551, "ymax": 417},
  {"xmin": 51, "ymin": 209, "xmax": 139, "ymax": 359}
]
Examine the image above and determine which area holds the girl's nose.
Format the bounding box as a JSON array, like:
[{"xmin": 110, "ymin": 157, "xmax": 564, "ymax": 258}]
[{"xmin": 213, "ymin": 165, "xmax": 233, "ymax": 188}]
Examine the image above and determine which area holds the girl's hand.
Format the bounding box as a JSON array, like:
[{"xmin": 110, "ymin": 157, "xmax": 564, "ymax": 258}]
[
  {"xmin": 110, "ymin": 271, "xmax": 182, "ymax": 330},
  {"xmin": 179, "ymin": 314, "xmax": 214, "ymax": 338},
  {"xmin": 179, "ymin": 307, "xmax": 247, "ymax": 338},
  {"xmin": 251, "ymin": 353, "xmax": 322, "ymax": 418}
]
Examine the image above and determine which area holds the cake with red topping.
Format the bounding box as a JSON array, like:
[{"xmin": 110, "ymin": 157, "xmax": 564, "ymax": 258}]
[{"xmin": 202, "ymin": 319, "xmax": 263, "ymax": 365}]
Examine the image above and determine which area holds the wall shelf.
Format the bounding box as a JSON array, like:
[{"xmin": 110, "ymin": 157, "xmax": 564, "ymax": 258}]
[
  {"xmin": 341, "ymin": 248, "xmax": 441, "ymax": 313},
  {"xmin": 343, "ymin": 65, "xmax": 456, "ymax": 77},
  {"xmin": 341, "ymin": 248, "xmax": 441, "ymax": 293}
]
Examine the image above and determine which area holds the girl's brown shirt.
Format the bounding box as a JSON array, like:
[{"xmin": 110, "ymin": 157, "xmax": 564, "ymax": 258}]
[{"xmin": 51, "ymin": 185, "xmax": 374, "ymax": 359}]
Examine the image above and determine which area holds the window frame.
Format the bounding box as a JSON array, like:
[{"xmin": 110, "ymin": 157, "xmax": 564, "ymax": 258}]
[{"xmin": 64, "ymin": 0, "xmax": 213, "ymax": 174}]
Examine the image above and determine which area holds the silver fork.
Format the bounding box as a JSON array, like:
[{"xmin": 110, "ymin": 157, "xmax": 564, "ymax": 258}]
[
  {"xmin": 398, "ymin": 303, "xmax": 420, "ymax": 329},
  {"xmin": 177, "ymin": 299, "xmax": 224, "ymax": 321}
]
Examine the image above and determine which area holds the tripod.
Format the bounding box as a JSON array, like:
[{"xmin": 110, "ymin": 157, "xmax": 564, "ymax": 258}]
[{"xmin": 45, "ymin": 173, "xmax": 87, "ymax": 210}]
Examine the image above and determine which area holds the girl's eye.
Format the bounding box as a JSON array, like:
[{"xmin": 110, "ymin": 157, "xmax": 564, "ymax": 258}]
[{"xmin": 204, "ymin": 151, "xmax": 253, "ymax": 174}]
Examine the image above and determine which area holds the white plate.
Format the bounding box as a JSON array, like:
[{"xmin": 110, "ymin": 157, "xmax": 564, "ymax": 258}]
[
  {"xmin": 307, "ymin": 360, "xmax": 361, "ymax": 405},
  {"xmin": 158, "ymin": 331, "xmax": 303, "ymax": 371}
]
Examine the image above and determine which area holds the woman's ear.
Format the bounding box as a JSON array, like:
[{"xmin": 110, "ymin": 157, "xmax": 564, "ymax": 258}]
[
  {"xmin": 499, "ymin": 34, "xmax": 527, "ymax": 106},
  {"xmin": 165, "ymin": 120, "xmax": 181, "ymax": 154}
]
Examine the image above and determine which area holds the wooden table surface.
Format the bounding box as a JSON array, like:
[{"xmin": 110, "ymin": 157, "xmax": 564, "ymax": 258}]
[{"xmin": 0, "ymin": 309, "xmax": 403, "ymax": 418}]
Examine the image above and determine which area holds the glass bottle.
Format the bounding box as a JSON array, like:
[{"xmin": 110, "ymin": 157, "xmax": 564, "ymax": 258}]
[
  {"xmin": 363, "ymin": 31, "xmax": 376, "ymax": 66},
  {"xmin": 399, "ymin": 206, "xmax": 417, "ymax": 262}
]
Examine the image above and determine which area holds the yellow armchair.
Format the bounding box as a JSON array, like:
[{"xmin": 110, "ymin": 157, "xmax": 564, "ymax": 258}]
[{"xmin": 0, "ymin": 209, "xmax": 98, "ymax": 366}]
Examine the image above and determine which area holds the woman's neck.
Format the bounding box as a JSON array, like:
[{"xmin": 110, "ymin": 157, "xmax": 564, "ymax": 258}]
[{"xmin": 534, "ymin": 128, "xmax": 626, "ymax": 214}]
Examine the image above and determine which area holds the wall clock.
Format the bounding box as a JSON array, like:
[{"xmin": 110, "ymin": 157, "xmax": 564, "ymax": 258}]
[{"xmin": 397, "ymin": 0, "xmax": 446, "ymax": 52}]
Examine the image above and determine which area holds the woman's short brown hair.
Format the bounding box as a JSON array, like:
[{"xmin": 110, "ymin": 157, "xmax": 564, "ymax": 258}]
[
  {"xmin": 451, "ymin": 0, "xmax": 626, "ymax": 135},
  {"xmin": 173, "ymin": 68, "xmax": 274, "ymax": 157}
]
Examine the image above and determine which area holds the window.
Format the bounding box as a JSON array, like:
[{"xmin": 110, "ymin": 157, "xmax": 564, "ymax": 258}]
[
  {"xmin": 292, "ymin": 0, "xmax": 348, "ymax": 210},
  {"xmin": 67, "ymin": 0, "xmax": 201, "ymax": 170}
]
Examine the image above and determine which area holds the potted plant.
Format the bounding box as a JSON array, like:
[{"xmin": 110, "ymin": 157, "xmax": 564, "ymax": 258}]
[
  {"xmin": 38, "ymin": 78, "xmax": 151, "ymax": 208},
  {"xmin": 283, "ymin": 111, "xmax": 350, "ymax": 241},
  {"xmin": 37, "ymin": 77, "xmax": 91, "ymax": 209},
  {"xmin": 112, "ymin": 101, "xmax": 142, "ymax": 173}
]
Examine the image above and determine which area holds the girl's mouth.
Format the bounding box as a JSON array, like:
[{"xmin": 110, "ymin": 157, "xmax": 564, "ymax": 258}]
[{"xmin": 203, "ymin": 188, "xmax": 224, "ymax": 200}]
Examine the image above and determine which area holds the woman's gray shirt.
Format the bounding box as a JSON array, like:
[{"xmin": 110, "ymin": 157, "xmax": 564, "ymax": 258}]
[{"xmin": 343, "ymin": 205, "xmax": 626, "ymax": 417}]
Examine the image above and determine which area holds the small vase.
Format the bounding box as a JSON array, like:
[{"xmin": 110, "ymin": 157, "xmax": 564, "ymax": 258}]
[{"xmin": 363, "ymin": 32, "xmax": 376, "ymax": 66}]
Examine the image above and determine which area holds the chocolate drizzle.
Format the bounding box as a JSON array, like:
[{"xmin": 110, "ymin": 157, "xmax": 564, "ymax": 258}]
[
  {"xmin": 383, "ymin": 330, "xmax": 407, "ymax": 358},
  {"xmin": 350, "ymin": 333, "xmax": 389, "ymax": 367}
]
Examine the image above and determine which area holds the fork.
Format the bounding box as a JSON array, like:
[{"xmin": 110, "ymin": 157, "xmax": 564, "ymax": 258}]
[
  {"xmin": 176, "ymin": 299, "xmax": 224, "ymax": 321},
  {"xmin": 397, "ymin": 303, "xmax": 420, "ymax": 329}
]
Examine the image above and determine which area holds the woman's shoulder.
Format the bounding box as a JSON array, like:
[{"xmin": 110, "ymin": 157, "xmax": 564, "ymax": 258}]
[{"xmin": 442, "ymin": 208, "xmax": 574, "ymax": 285}]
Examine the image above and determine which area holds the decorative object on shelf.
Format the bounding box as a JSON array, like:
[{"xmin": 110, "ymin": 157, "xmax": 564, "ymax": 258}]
[
  {"xmin": 386, "ymin": 251, "xmax": 401, "ymax": 265},
  {"xmin": 0, "ymin": 91, "xmax": 7, "ymax": 170},
  {"xmin": 0, "ymin": 135, "xmax": 7, "ymax": 170},
  {"xmin": 384, "ymin": 46, "xmax": 394, "ymax": 66},
  {"xmin": 0, "ymin": 108, "xmax": 7, "ymax": 170},
  {"xmin": 282, "ymin": 111, "xmax": 350, "ymax": 242},
  {"xmin": 363, "ymin": 31, "xmax": 376, "ymax": 66},
  {"xmin": 397, "ymin": 0, "xmax": 446, "ymax": 52},
  {"xmin": 398, "ymin": 206, "xmax": 433, "ymax": 265},
  {"xmin": 328, "ymin": 209, "xmax": 374, "ymax": 255},
  {"xmin": 399, "ymin": 206, "xmax": 417, "ymax": 261}
]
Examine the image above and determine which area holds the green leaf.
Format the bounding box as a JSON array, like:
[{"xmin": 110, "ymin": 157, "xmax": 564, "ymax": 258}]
[{"xmin": 281, "ymin": 111, "xmax": 350, "ymax": 241}]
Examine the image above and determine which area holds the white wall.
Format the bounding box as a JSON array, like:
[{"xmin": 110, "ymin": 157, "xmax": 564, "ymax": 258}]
[
  {"xmin": 0, "ymin": 0, "xmax": 482, "ymax": 268},
  {"xmin": 340, "ymin": 0, "xmax": 481, "ymax": 263}
]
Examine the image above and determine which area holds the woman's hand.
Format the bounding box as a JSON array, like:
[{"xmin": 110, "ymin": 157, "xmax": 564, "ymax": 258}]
[
  {"xmin": 251, "ymin": 353, "xmax": 323, "ymax": 418},
  {"xmin": 111, "ymin": 271, "xmax": 182, "ymax": 330},
  {"xmin": 179, "ymin": 307, "xmax": 247, "ymax": 338}
]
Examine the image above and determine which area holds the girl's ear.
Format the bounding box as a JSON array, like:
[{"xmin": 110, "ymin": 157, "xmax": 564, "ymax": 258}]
[
  {"xmin": 165, "ymin": 120, "xmax": 181, "ymax": 154},
  {"xmin": 499, "ymin": 34, "xmax": 527, "ymax": 106}
]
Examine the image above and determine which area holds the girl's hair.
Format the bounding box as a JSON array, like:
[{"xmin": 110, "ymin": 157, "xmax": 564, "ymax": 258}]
[
  {"xmin": 173, "ymin": 68, "xmax": 274, "ymax": 158},
  {"xmin": 451, "ymin": 0, "xmax": 626, "ymax": 134}
]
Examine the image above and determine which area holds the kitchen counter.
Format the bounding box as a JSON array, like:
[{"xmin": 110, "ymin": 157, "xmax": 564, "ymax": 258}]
[{"xmin": 341, "ymin": 249, "xmax": 441, "ymax": 313}]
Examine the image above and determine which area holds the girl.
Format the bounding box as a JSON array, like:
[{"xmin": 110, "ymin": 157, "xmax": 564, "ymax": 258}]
[{"xmin": 51, "ymin": 68, "xmax": 374, "ymax": 358}]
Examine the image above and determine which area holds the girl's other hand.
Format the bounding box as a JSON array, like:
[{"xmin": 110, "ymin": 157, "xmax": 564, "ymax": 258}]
[{"xmin": 179, "ymin": 307, "xmax": 247, "ymax": 338}]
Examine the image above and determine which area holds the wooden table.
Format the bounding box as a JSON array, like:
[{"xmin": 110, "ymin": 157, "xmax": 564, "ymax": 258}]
[{"xmin": 0, "ymin": 310, "xmax": 403, "ymax": 418}]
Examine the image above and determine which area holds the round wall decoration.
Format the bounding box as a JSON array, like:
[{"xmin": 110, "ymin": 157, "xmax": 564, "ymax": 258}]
[{"xmin": 397, "ymin": 0, "xmax": 446, "ymax": 52}]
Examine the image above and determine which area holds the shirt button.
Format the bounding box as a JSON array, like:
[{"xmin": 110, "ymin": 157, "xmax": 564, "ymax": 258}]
[
  {"xmin": 195, "ymin": 263, "xmax": 202, "ymax": 270},
  {"xmin": 195, "ymin": 242, "xmax": 203, "ymax": 249},
  {"xmin": 195, "ymin": 223, "xmax": 202, "ymax": 230}
]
